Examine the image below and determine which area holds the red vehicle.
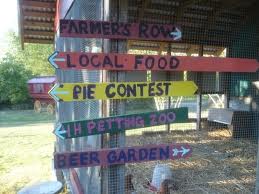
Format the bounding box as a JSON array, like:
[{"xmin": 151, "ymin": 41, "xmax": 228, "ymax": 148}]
[{"xmin": 27, "ymin": 76, "xmax": 56, "ymax": 114}]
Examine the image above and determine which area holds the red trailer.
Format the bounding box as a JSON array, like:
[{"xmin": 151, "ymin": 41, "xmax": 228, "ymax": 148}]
[{"xmin": 27, "ymin": 76, "xmax": 56, "ymax": 114}]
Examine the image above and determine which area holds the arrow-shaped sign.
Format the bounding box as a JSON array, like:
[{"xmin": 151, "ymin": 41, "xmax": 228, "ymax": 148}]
[
  {"xmin": 60, "ymin": 19, "xmax": 182, "ymax": 41},
  {"xmin": 48, "ymin": 81, "xmax": 198, "ymax": 102},
  {"xmin": 48, "ymin": 51, "xmax": 259, "ymax": 72},
  {"xmin": 172, "ymin": 146, "xmax": 191, "ymax": 157},
  {"xmin": 48, "ymin": 51, "xmax": 66, "ymax": 69},
  {"xmin": 54, "ymin": 124, "xmax": 66, "ymax": 140},
  {"xmin": 54, "ymin": 107, "xmax": 188, "ymax": 139},
  {"xmin": 170, "ymin": 27, "xmax": 182, "ymax": 40},
  {"xmin": 54, "ymin": 143, "xmax": 192, "ymax": 169}
]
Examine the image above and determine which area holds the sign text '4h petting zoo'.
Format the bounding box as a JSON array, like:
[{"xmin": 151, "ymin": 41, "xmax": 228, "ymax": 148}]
[
  {"xmin": 48, "ymin": 81, "xmax": 198, "ymax": 102},
  {"xmin": 54, "ymin": 143, "xmax": 192, "ymax": 169},
  {"xmin": 59, "ymin": 19, "xmax": 182, "ymax": 41},
  {"xmin": 54, "ymin": 107, "xmax": 188, "ymax": 139},
  {"xmin": 49, "ymin": 51, "xmax": 259, "ymax": 73}
]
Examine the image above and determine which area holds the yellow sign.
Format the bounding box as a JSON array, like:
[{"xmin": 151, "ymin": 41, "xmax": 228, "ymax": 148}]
[{"xmin": 49, "ymin": 81, "xmax": 198, "ymax": 102}]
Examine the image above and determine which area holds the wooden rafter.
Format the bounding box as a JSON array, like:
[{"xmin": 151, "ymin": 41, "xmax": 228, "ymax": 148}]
[
  {"xmin": 175, "ymin": 0, "xmax": 206, "ymax": 22},
  {"xmin": 21, "ymin": 0, "xmax": 55, "ymax": 9},
  {"xmin": 23, "ymin": 10, "xmax": 55, "ymax": 18},
  {"xmin": 24, "ymin": 38, "xmax": 53, "ymax": 44},
  {"xmin": 24, "ymin": 30, "xmax": 54, "ymax": 37},
  {"xmin": 23, "ymin": 21, "xmax": 54, "ymax": 28}
]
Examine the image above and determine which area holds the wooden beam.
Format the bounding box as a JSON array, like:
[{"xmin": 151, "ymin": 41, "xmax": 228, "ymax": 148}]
[
  {"xmin": 24, "ymin": 30, "xmax": 54, "ymax": 37},
  {"xmin": 22, "ymin": 0, "xmax": 56, "ymax": 9},
  {"xmin": 23, "ymin": 10, "xmax": 55, "ymax": 18},
  {"xmin": 17, "ymin": 0, "xmax": 25, "ymax": 49},
  {"xmin": 23, "ymin": 20, "xmax": 53, "ymax": 28},
  {"xmin": 175, "ymin": 0, "xmax": 206, "ymax": 22},
  {"xmin": 24, "ymin": 38, "xmax": 53, "ymax": 44},
  {"xmin": 138, "ymin": 0, "xmax": 151, "ymax": 20}
]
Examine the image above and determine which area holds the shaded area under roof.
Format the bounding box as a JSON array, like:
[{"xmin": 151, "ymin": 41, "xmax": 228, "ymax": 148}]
[
  {"xmin": 18, "ymin": 0, "xmax": 56, "ymax": 48},
  {"xmin": 17, "ymin": 0, "xmax": 258, "ymax": 49}
]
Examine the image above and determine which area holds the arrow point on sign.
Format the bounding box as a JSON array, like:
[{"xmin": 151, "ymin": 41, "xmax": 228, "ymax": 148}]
[
  {"xmin": 48, "ymin": 84, "xmax": 60, "ymax": 102},
  {"xmin": 48, "ymin": 51, "xmax": 65, "ymax": 69},
  {"xmin": 54, "ymin": 123, "xmax": 66, "ymax": 139},
  {"xmin": 170, "ymin": 27, "xmax": 182, "ymax": 40},
  {"xmin": 172, "ymin": 148, "xmax": 179, "ymax": 157},
  {"xmin": 181, "ymin": 146, "xmax": 190, "ymax": 157}
]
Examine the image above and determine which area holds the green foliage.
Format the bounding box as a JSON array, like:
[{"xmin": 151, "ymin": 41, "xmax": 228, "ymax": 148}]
[
  {"xmin": 0, "ymin": 59, "xmax": 33, "ymax": 104},
  {"xmin": 0, "ymin": 31, "xmax": 54, "ymax": 104},
  {"xmin": 4, "ymin": 31, "xmax": 54, "ymax": 76}
]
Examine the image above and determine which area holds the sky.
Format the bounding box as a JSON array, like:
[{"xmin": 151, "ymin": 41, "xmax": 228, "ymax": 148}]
[{"xmin": 0, "ymin": 0, "xmax": 18, "ymax": 58}]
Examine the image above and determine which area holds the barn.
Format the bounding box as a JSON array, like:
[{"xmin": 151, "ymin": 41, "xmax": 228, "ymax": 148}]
[{"xmin": 27, "ymin": 76, "xmax": 56, "ymax": 114}]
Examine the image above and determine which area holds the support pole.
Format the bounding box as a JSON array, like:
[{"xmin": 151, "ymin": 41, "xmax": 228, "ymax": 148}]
[{"xmin": 196, "ymin": 45, "xmax": 203, "ymax": 130}]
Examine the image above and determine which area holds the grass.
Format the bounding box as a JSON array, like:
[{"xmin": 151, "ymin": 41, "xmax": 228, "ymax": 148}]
[
  {"xmin": 0, "ymin": 110, "xmax": 54, "ymax": 127},
  {"xmin": 0, "ymin": 110, "xmax": 55, "ymax": 194}
]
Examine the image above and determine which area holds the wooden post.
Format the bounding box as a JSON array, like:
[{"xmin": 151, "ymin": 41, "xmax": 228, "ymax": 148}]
[
  {"xmin": 107, "ymin": 0, "xmax": 127, "ymax": 193},
  {"xmin": 166, "ymin": 43, "xmax": 172, "ymax": 133},
  {"xmin": 196, "ymin": 45, "xmax": 203, "ymax": 130}
]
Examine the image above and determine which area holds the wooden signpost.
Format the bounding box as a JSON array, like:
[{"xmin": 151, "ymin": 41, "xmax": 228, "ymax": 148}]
[
  {"xmin": 48, "ymin": 81, "xmax": 198, "ymax": 102},
  {"xmin": 49, "ymin": 51, "xmax": 259, "ymax": 72},
  {"xmin": 54, "ymin": 107, "xmax": 188, "ymax": 139},
  {"xmin": 54, "ymin": 143, "xmax": 192, "ymax": 169},
  {"xmin": 59, "ymin": 19, "xmax": 182, "ymax": 41}
]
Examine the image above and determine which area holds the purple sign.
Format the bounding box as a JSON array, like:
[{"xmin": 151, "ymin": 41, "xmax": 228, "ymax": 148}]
[{"xmin": 54, "ymin": 143, "xmax": 192, "ymax": 169}]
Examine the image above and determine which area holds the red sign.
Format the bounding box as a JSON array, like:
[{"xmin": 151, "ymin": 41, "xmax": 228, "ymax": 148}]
[
  {"xmin": 49, "ymin": 51, "xmax": 259, "ymax": 72},
  {"xmin": 54, "ymin": 144, "xmax": 192, "ymax": 169},
  {"xmin": 59, "ymin": 19, "xmax": 182, "ymax": 41}
]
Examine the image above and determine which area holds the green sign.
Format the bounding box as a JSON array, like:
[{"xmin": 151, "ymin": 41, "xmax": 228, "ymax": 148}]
[{"xmin": 54, "ymin": 107, "xmax": 188, "ymax": 139}]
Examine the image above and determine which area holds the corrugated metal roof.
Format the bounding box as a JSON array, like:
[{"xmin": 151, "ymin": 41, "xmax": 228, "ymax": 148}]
[{"xmin": 27, "ymin": 76, "xmax": 56, "ymax": 83}]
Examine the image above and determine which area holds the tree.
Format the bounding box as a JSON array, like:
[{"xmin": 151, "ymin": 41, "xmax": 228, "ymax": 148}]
[
  {"xmin": 4, "ymin": 31, "xmax": 54, "ymax": 76},
  {"xmin": 0, "ymin": 57, "xmax": 33, "ymax": 104}
]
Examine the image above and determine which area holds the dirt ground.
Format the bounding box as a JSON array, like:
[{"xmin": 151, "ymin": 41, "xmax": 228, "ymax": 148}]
[{"xmin": 126, "ymin": 128, "xmax": 257, "ymax": 194}]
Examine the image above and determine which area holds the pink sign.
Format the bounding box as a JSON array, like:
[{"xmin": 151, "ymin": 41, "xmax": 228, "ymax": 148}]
[
  {"xmin": 59, "ymin": 20, "xmax": 182, "ymax": 41},
  {"xmin": 54, "ymin": 143, "xmax": 192, "ymax": 169}
]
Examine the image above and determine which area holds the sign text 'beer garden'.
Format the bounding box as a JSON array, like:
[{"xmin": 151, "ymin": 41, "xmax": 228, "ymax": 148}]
[{"xmin": 54, "ymin": 144, "xmax": 192, "ymax": 169}]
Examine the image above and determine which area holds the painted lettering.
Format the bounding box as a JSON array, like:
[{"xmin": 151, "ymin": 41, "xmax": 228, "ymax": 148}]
[
  {"xmin": 80, "ymin": 152, "xmax": 89, "ymax": 165},
  {"xmin": 139, "ymin": 23, "xmax": 149, "ymax": 38},
  {"xmin": 79, "ymin": 54, "xmax": 89, "ymax": 67},
  {"xmin": 68, "ymin": 20, "xmax": 79, "ymax": 34},
  {"xmin": 79, "ymin": 21, "xmax": 88, "ymax": 34},
  {"xmin": 56, "ymin": 154, "xmax": 66, "ymax": 168},
  {"xmin": 127, "ymin": 149, "xmax": 137, "ymax": 162},
  {"xmin": 97, "ymin": 120, "xmax": 105, "ymax": 132},
  {"xmin": 90, "ymin": 152, "xmax": 100, "ymax": 164},
  {"xmin": 170, "ymin": 57, "xmax": 180, "ymax": 69},
  {"xmin": 67, "ymin": 54, "xmax": 76, "ymax": 68},
  {"xmin": 149, "ymin": 148, "xmax": 157, "ymax": 160},
  {"xmin": 69, "ymin": 153, "xmax": 79, "ymax": 167},
  {"xmin": 73, "ymin": 85, "xmax": 81, "ymax": 99},
  {"xmin": 107, "ymin": 151, "xmax": 116, "ymax": 164},
  {"xmin": 60, "ymin": 20, "xmax": 68, "ymax": 33},
  {"xmin": 118, "ymin": 150, "xmax": 127, "ymax": 162},
  {"xmin": 139, "ymin": 148, "xmax": 148, "ymax": 160},
  {"xmin": 90, "ymin": 55, "xmax": 100, "ymax": 67},
  {"xmin": 87, "ymin": 121, "xmax": 96, "ymax": 134},
  {"xmin": 105, "ymin": 84, "xmax": 116, "ymax": 98},
  {"xmin": 159, "ymin": 146, "xmax": 169, "ymax": 159},
  {"xmin": 89, "ymin": 21, "xmax": 102, "ymax": 34},
  {"xmin": 134, "ymin": 55, "xmax": 144, "ymax": 69},
  {"xmin": 74, "ymin": 123, "xmax": 82, "ymax": 136}
]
